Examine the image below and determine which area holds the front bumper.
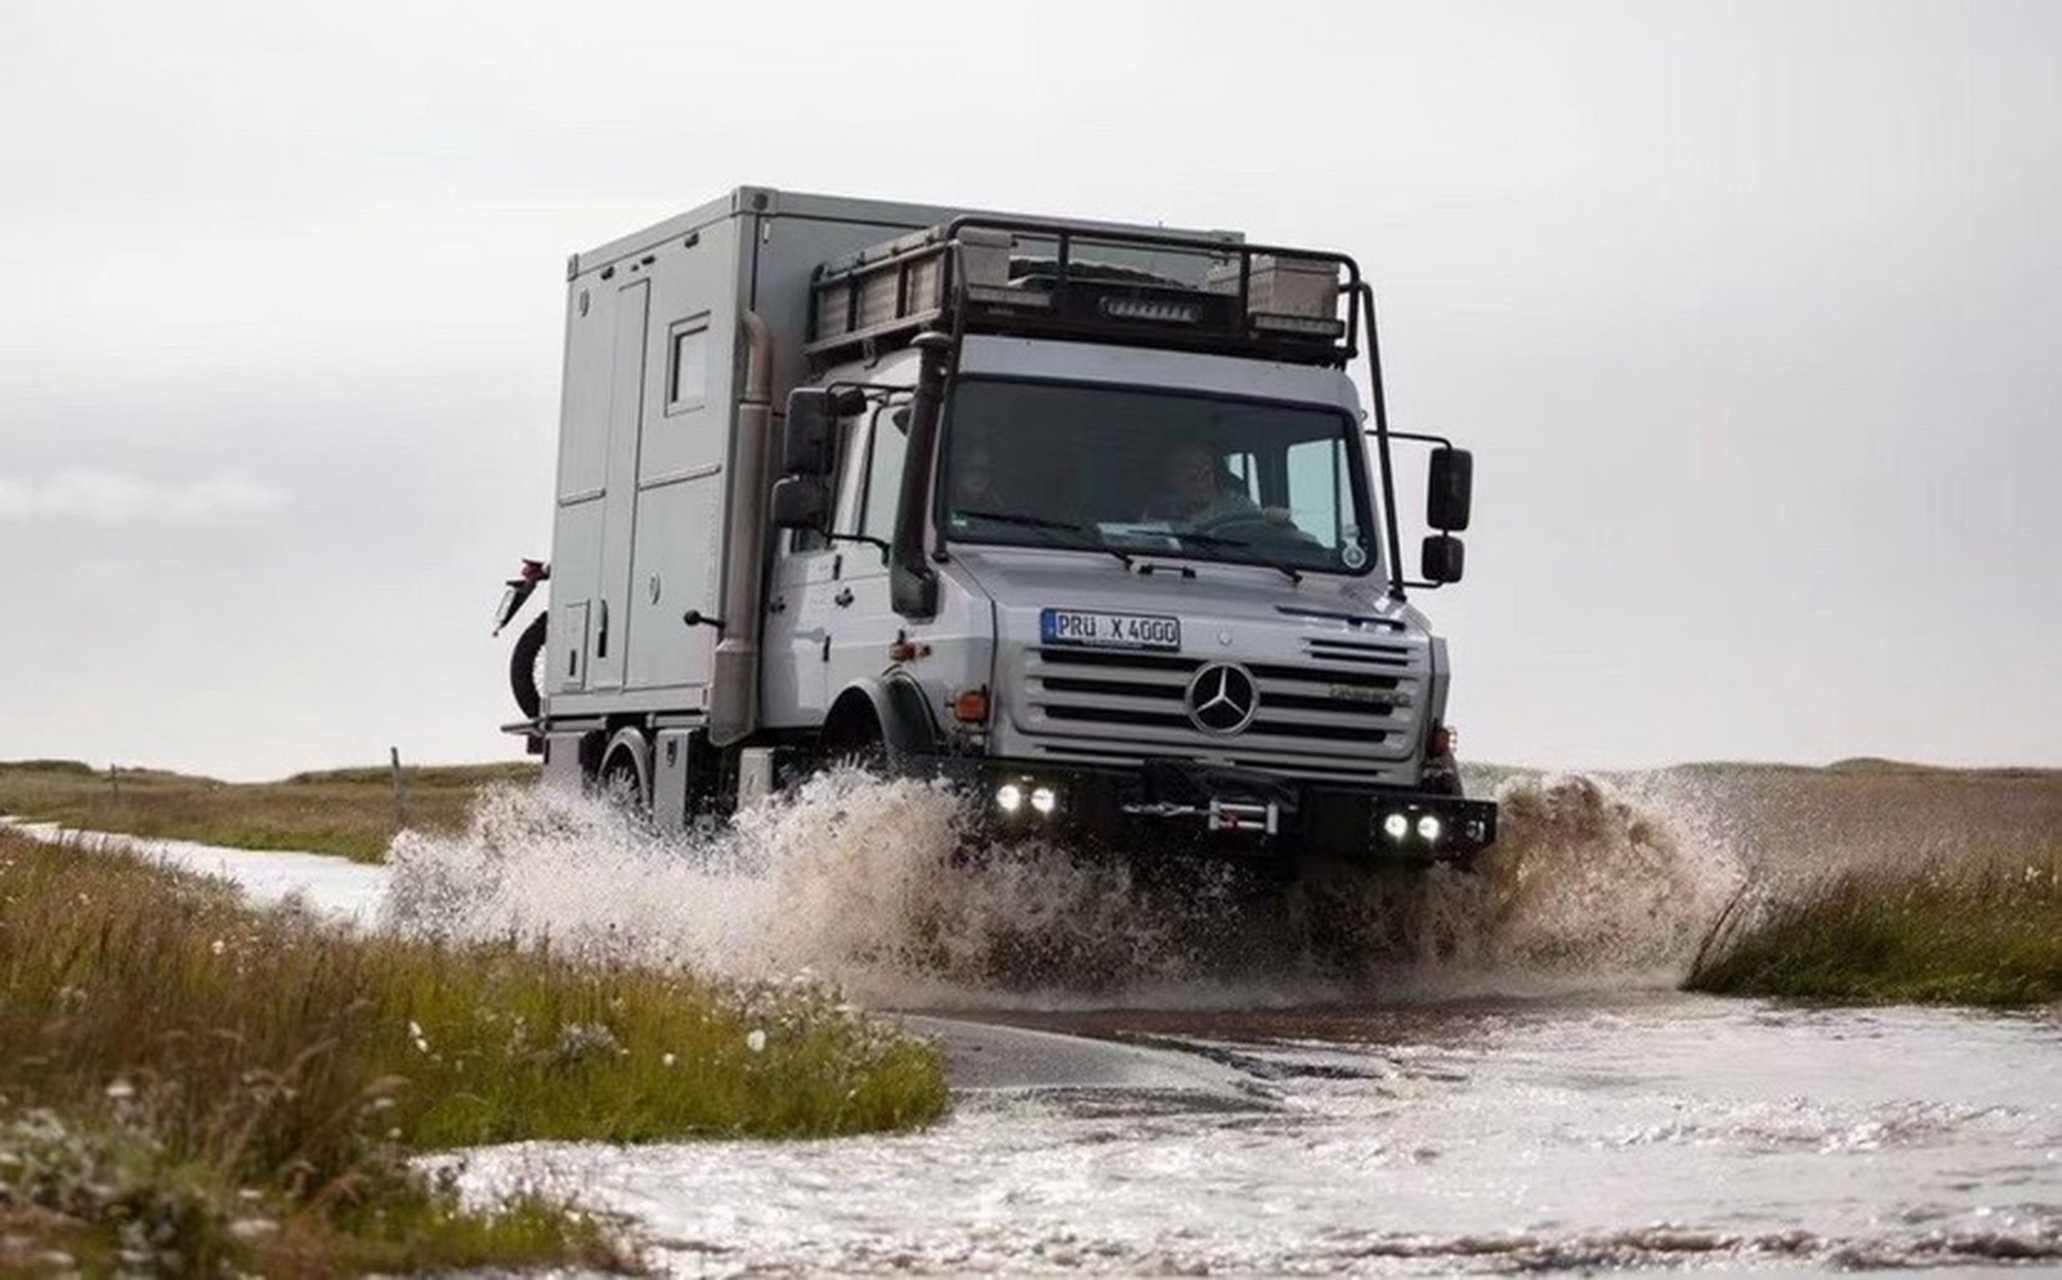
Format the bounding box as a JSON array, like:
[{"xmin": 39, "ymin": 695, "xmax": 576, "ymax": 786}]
[{"xmin": 926, "ymin": 755, "xmax": 1497, "ymax": 866}]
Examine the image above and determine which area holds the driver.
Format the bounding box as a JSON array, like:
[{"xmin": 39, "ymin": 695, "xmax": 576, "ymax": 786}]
[{"xmin": 1144, "ymin": 442, "xmax": 1266, "ymax": 526}]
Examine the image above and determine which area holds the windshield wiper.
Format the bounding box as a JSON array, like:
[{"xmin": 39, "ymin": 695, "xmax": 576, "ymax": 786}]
[
  {"xmin": 951, "ymin": 509, "xmax": 1133, "ymax": 568},
  {"xmin": 1173, "ymin": 531, "xmax": 1304, "ymax": 583}
]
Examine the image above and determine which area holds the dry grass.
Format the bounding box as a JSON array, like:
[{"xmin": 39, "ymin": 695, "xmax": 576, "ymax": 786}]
[
  {"xmin": 0, "ymin": 759, "xmax": 537, "ymax": 863},
  {"xmin": 1690, "ymin": 845, "xmax": 2062, "ymax": 1006},
  {"xmin": 0, "ymin": 827, "xmax": 948, "ymax": 1273}
]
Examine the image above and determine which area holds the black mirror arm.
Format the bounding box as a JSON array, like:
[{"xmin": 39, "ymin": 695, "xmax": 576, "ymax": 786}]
[{"xmin": 1375, "ymin": 428, "xmax": 1457, "ymax": 451}]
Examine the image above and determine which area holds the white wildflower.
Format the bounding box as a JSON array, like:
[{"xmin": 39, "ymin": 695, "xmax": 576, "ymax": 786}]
[
  {"xmin": 746, "ymin": 1028, "xmax": 768, "ymax": 1054},
  {"xmin": 555, "ymin": 1022, "xmax": 620, "ymax": 1059}
]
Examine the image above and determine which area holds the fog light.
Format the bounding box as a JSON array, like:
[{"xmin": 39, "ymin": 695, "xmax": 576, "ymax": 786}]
[
  {"xmin": 1030, "ymin": 786, "xmax": 1057, "ymax": 816},
  {"xmin": 996, "ymin": 783, "xmax": 1024, "ymax": 813},
  {"xmin": 1382, "ymin": 813, "xmax": 1410, "ymax": 841},
  {"xmin": 1417, "ymin": 815, "xmax": 1443, "ymax": 842}
]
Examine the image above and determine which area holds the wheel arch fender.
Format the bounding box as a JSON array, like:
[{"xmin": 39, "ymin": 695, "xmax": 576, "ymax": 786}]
[
  {"xmin": 823, "ymin": 675, "xmax": 940, "ymax": 758},
  {"xmin": 600, "ymin": 724, "xmax": 653, "ymax": 802}
]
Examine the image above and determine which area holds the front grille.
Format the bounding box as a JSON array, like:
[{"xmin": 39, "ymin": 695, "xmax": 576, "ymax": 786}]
[{"xmin": 1014, "ymin": 642, "xmax": 1424, "ymax": 781}]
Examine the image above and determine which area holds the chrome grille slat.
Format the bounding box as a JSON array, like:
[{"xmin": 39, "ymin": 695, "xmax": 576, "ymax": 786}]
[{"xmin": 1250, "ymin": 664, "xmax": 1400, "ymax": 691}]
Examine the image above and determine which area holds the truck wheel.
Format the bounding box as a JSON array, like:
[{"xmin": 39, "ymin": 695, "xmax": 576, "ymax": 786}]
[
  {"xmin": 509, "ymin": 613, "xmax": 547, "ymax": 719},
  {"xmin": 599, "ymin": 727, "xmax": 650, "ymax": 813}
]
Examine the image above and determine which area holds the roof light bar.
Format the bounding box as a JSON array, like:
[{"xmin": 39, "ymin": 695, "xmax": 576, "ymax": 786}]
[
  {"xmin": 964, "ymin": 284, "xmax": 1054, "ymax": 308},
  {"xmin": 1099, "ymin": 296, "xmax": 1201, "ymax": 324},
  {"xmin": 1251, "ymin": 313, "xmax": 1347, "ymax": 338}
]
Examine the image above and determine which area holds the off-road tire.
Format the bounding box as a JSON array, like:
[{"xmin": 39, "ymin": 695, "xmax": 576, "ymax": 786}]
[{"xmin": 509, "ymin": 613, "xmax": 547, "ymax": 719}]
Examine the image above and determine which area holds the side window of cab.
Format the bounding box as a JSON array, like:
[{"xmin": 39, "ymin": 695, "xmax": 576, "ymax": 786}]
[
  {"xmin": 1285, "ymin": 436, "xmax": 1348, "ymax": 544},
  {"xmin": 788, "ymin": 408, "xmax": 866, "ymax": 554},
  {"xmin": 858, "ymin": 404, "xmax": 910, "ymax": 546}
]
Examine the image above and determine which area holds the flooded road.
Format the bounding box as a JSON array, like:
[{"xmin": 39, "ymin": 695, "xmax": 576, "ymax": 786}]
[
  {"xmin": 456, "ymin": 992, "xmax": 2061, "ymax": 1275},
  {"xmin": 395, "ymin": 763, "xmax": 2062, "ymax": 1272},
  {"xmin": 13, "ymin": 762, "xmax": 2062, "ymax": 1273}
]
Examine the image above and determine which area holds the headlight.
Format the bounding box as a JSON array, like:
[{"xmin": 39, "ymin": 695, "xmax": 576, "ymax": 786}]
[
  {"xmin": 1029, "ymin": 786, "xmax": 1057, "ymax": 816},
  {"xmin": 1417, "ymin": 815, "xmax": 1443, "ymax": 843},
  {"xmin": 1382, "ymin": 813, "xmax": 1410, "ymax": 841},
  {"xmin": 996, "ymin": 783, "xmax": 1024, "ymax": 813}
]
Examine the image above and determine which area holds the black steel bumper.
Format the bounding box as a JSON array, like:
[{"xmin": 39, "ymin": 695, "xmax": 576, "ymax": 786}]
[{"xmin": 924, "ymin": 755, "xmax": 1497, "ymax": 867}]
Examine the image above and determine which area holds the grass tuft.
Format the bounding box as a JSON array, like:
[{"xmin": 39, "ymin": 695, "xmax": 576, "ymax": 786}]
[
  {"xmin": 0, "ymin": 827, "xmax": 948, "ymax": 1272},
  {"xmin": 0, "ymin": 759, "xmax": 539, "ymax": 862},
  {"xmin": 1689, "ymin": 847, "xmax": 2062, "ymax": 1006}
]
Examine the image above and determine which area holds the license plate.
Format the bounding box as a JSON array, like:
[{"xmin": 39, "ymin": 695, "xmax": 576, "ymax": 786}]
[{"xmin": 1040, "ymin": 608, "xmax": 1181, "ymax": 651}]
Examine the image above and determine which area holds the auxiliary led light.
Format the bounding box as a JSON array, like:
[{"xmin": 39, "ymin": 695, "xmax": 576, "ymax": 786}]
[
  {"xmin": 1250, "ymin": 312, "xmax": 1347, "ymax": 338},
  {"xmin": 996, "ymin": 783, "xmax": 1025, "ymax": 813},
  {"xmin": 1417, "ymin": 815, "xmax": 1443, "ymax": 843},
  {"xmin": 1382, "ymin": 813, "xmax": 1411, "ymax": 841},
  {"xmin": 1100, "ymin": 296, "xmax": 1201, "ymax": 324},
  {"xmin": 1030, "ymin": 787, "xmax": 1057, "ymax": 816}
]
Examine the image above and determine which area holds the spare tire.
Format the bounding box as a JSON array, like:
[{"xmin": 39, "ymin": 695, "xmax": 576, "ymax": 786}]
[{"xmin": 509, "ymin": 612, "xmax": 547, "ymax": 718}]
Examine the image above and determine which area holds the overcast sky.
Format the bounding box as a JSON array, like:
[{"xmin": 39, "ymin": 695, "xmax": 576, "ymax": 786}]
[{"xmin": 3, "ymin": 0, "xmax": 2057, "ymax": 780}]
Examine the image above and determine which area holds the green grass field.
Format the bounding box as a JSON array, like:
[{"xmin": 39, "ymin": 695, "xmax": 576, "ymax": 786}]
[
  {"xmin": 0, "ymin": 758, "xmax": 537, "ymax": 862},
  {"xmin": 1690, "ymin": 846, "xmax": 2062, "ymax": 1006},
  {"xmin": 0, "ymin": 827, "xmax": 948, "ymax": 1273}
]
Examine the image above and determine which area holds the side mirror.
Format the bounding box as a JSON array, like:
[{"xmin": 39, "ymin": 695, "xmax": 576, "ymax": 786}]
[
  {"xmin": 1426, "ymin": 447, "xmax": 1473, "ymax": 532},
  {"xmin": 1421, "ymin": 534, "xmax": 1466, "ymax": 584},
  {"xmin": 771, "ymin": 476, "xmax": 830, "ymax": 530},
  {"xmin": 781, "ymin": 390, "xmax": 836, "ymax": 476}
]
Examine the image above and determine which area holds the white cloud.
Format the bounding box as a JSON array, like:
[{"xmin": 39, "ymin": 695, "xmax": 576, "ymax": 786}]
[{"xmin": 0, "ymin": 470, "xmax": 287, "ymax": 522}]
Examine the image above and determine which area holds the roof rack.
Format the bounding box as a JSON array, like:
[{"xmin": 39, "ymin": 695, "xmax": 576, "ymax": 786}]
[{"xmin": 804, "ymin": 217, "xmax": 1362, "ymax": 371}]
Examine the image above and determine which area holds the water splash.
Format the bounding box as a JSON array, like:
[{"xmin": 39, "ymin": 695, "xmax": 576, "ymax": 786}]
[
  {"xmin": 380, "ymin": 768, "xmax": 1742, "ymax": 1006},
  {"xmin": 1409, "ymin": 772, "xmax": 1745, "ymax": 977}
]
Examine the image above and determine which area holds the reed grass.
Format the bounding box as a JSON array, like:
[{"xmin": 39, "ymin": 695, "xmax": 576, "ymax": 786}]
[
  {"xmin": 1689, "ymin": 847, "xmax": 2062, "ymax": 1006},
  {"xmin": 0, "ymin": 759, "xmax": 536, "ymax": 863},
  {"xmin": 0, "ymin": 828, "xmax": 948, "ymax": 1272}
]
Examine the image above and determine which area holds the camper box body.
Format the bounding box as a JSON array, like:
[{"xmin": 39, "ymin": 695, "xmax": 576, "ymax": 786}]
[{"xmin": 546, "ymin": 188, "xmax": 1226, "ymax": 725}]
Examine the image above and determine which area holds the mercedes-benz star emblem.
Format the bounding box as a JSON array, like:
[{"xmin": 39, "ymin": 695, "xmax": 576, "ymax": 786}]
[{"xmin": 1185, "ymin": 663, "xmax": 1259, "ymax": 735}]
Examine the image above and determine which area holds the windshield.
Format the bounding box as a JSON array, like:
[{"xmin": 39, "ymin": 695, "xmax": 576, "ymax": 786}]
[{"xmin": 938, "ymin": 378, "xmax": 1378, "ymax": 576}]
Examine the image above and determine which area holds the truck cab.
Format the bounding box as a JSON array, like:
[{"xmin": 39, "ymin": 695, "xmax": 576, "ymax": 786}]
[{"xmin": 512, "ymin": 190, "xmax": 1494, "ymax": 867}]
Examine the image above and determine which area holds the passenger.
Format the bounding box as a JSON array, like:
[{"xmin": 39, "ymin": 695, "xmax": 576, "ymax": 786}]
[
  {"xmin": 949, "ymin": 441, "xmax": 1008, "ymax": 514},
  {"xmin": 949, "ymin": 440, "xmax": 1060, "ymax": 539}
]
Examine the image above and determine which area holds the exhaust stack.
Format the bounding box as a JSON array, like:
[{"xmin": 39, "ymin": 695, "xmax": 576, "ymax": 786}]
[{"xmin": 709, "ymin": 309, "xmax": 772, "ymax": 747}]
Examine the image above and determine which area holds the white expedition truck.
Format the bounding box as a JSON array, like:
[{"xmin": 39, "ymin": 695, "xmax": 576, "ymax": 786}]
[{"xmin": 496, "ymin": 186, "xmax": 1496, "ymax": 866}]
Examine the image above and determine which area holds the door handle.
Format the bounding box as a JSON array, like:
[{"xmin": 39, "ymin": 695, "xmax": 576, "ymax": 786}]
[
  {"xmin": 833, "ymin": 587, "xmax": 855, "ymax": 608},
  {"xmin": 767, "ymin": 595, "xmax": 787, "ymax": 615}
]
